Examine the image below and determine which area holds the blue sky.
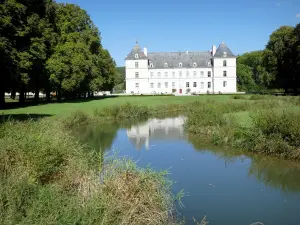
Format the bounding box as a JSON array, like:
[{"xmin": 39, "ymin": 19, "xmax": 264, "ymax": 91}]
[{"xmin": 57, "ymin": 0, "xmax": 300, "ymax": 66}]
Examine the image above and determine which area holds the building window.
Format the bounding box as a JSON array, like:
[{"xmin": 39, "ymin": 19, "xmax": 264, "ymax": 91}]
[
  {"xmin": 208, "ymin": 82, "xmax": 211, "ymax": 88},
  {"xmin": 208, "ymin": 61, "xmax": 211, "ymax": 67},
  {"xmin": 223, "ymin": 60, "xmax": 227, "ymax": 67},
  {"xmin": 208, "ymin": 71, "xmax": 211, "ymax": 77},
  {"xmin": 164, "ymin": 63, "xmax": 168, "ymax": 68},
  {"xmin": 223, "ymin": 52, "xmax": 227, "ymax": 57},
  {"xmin": 135, "ymin": 54, "xmax": 138, "ymax": 59},
  {"xmin": 158, "ymin": 72, "xmax": 161, "ymax": 77},
  {"xmin": 223, "ymin": 71, "xmax": 227, "ymax": 77},
  {"xmin": 186, "ymin": 71, "xmax": 189, "ymax": 77},
  {"xmin": 179, "ymin": 71, "xmax": 182, "ymax": 77},
  {"xmin": 193, "ymin": 62, "xmax": 197, "ymax": 67},
  {"xmin": 164, "ymin": 72, "xmax": 168, "ymax": 77},
  {"xmin": 150, "ymin": 83, "xmax": 154, "ymax": 88},
  {"xmin": 223, "ymin": 81, "xmax": 227, "ymax": 87},
  {"xmin": 186, "ymin": 82, "xmax": 189, "ymax": 88},
  {"xmin": 135, "ymin": 72, "xmax": 139, "ymax": 78},
  {"xmin": 172, "ymin": 82, "xmax": 175, "ymax": 88},
  {"xmin": 201, "ymin": 71, "xmax": 204, "ymax": 76},
  {"xmin": 158, "ymin": 83, "xmax": 161, "ymax": 88},
  {"xmin": 200, "ymin": 82, "xmax": 204, "ymax": 89},
  {"xmin": 165, "ymin": 82, "xmax": 168, "ymax": 88},
  {"xmin": 135, "ymin": 83, "xmax": 139, "ymax": 88},
  {"xmin": 135, "ymin": 62, "xmax": 139, "ymax": 68},
  {"xmin": 150, "ymin": 72, "xmax": 154, "ymax": 77},
  {"xmin": 150, "ymin": 63, "xmax": 154, "ymax": 68},
  {"xmin": 172, "ymin": 71, "xmax": 175, "ymax": 77},
  {"xmin": 193, "ymin": 71, "xmax": 197, "ymax": 77},
  {"xmin": 193, "ymin": 82, "xmax": 197, "ymax": 87},
  {"xmin": 179, "ymin": 62, "xmax": 182, "ymax": 67}
]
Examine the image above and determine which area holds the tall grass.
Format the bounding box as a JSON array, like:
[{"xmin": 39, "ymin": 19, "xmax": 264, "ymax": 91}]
[
  {"xmin": 246, "ymin": 110, "xmax": 300, "ymax": 158},
  {"xmin": 0, "ymin": 116, "xmax": 182, "ymax": 224},
  {"xmin": 185, "ymin": 97, "xmax": 300, "ymax": 159}
]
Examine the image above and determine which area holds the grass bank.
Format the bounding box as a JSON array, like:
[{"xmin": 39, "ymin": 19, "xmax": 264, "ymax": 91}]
[
  {"xmin": 185, "ymin": 96, "xmax": 300, "ymax": 159},
  {"xmin": 0, "ymin": 116, "xmax": 182, "ymax": 225},
  {"xmin": 0, "ymin": 95, "xmax": 235, "ymax": 116}
]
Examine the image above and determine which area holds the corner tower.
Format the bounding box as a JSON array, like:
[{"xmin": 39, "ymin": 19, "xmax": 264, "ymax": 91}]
[
  {"xmin": 125, "ymin": 42, "xmax": 149, "ymax": 94},
  {"xmin": 212, "ymin": 43, "xmax": 237, "ymax": 93}
]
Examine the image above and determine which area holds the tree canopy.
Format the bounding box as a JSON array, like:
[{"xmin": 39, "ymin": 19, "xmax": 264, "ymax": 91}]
[
  {"xmin": 0, "ymin": 0, "xmax": 116, "ymax": 107},
  {"xmin": 237, "ymin": 24, "xmax": 300, "ymax": 93}
]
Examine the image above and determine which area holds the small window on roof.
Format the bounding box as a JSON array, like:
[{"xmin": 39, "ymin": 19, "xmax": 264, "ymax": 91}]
[
  {"xmin": 193, "ymin": 62, "xmax": 197, "ymax": 67},
  {"xmin": 208, "ymin": 61, "xmax": 211, "ymax": 67},
  {"xmin": 135, "ymin": 54, "xmax": 139, "ymax": 59},
  {"xmin": 164, "ymin": 63, "xmax": 168, "ymax": 68},
  {"xmin": 223, "ymin": 52, "xmax": 227, "ymax": 57},
  {"xmin": 150, "ymin": 63, "xmax": 154, "ymax": 68},
  {"xmin": 179, "ymin": 62, "xmax": 182, "ymax": 67}
]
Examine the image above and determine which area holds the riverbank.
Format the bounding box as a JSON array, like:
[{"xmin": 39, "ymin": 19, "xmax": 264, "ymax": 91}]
[
  {"xmin": 63, "ymin": 95, "xmax": 300, "ymax": 159},
  {"xmin": 185, "ymin": 95, "xmax": 300, "ymax": 159},
  {"xmin": 1, "ymin": 95, "xmax": 300, "ymax": 224},
  {"xmin": 0, "ymin": 117, "xmax": 182, "ymax": 225}
]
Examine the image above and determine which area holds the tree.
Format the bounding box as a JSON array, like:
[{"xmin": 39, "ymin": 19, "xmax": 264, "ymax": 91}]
[
  {"xmin": 47, "ymin": 3, "xmax": 116, "ymax": 99},
  {"xmin": 264, "ymin": 26, "xmax": 299, "ymax": 93},
  {"xmin": 0, "ymin": 0, "xmax": 26, "ymax": 107},
  {"xmin": 1, "ymin": 1, "xmax": 117, "ymax": 107},
  {"xmin": 236, "ymin": 51, "xmax": 274, "ymax": 92},
  {"xmin": 114, "ymin": 67, "xmax": 125, "ymax": 91}
]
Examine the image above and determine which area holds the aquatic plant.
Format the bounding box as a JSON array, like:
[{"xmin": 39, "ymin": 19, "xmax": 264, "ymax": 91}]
[{"xmin": 0, "ymin": 118, "xmax": 181, "ymax": 224}]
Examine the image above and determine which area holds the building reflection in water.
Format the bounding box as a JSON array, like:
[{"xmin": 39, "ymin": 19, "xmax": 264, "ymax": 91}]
[{"xmin": 126, "ymin": 116, "xmax": 186, "ymax": 150}]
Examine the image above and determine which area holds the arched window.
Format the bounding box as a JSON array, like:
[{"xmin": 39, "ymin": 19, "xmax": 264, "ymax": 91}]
[
  {"xmin": 223, "ymin": 52, "xmax": 227, "ymax": 57},
  {"xmin": 223, "ymin": 60, "xmax": 227, "ymax": 67},
  {"xmin": 164, "ymin": 63, "xmax": 168, "ymax": 68},
  {"xmin": 193, "ymin": 62, "xmax": 197, "ymax": 67},
  {"xmin": 135, "ymin": 54, "xmax": 139, "ymax": 59},
  {"xmin": 179, "ymin": 62, "xmax": 182, "ymax": 67}
]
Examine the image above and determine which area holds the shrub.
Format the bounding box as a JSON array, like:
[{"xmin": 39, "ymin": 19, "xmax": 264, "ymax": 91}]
[
  {"xmin": 94, "ymin": 103, "xmax": 150, "ymax": 119},
  {"xmin": 249, "ymin": 94, "xmax": 274, "ymax": 100},
  {"xmin": 0, "ymin": 117, "xmax": 180, "ymax": 224},
  {"xmin": 232, "ymin": 95, "xmax": 245, "ymax": 100}
]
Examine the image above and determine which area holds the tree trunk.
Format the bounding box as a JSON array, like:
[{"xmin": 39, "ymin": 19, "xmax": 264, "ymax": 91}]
[
  {"xmin": 57, "ymin": 88, "xmax": 61, "ymax": 102},
  {"xmin": 34, "ymin": 86, "xmax": 40, "ymax": 103},
  {"xmin": 0, "ymin": 87, "xmax": 5, "ymax": 109},
  {"xmin": 11, "ymin": 88, "xmax": 16, "ymax": 99},
  {"xmin": 19, "ymin": 91, "xmax": 25, "ymax": 105},
  {"xmin": 46, "ymin": 88, "xmax": 51, "ymax": 103}
]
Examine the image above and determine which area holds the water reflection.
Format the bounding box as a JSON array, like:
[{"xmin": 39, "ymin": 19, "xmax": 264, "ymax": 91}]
[
  {"xmin": 127, "ymin": 117, "xmax": 185, "ymax": 150},
  {"xmin": 75, "ymin": 116, "xmax": 300, "ymax": 196},
  {"xmin": 75, "ymin": 116, "xmax": 300, "ymax": 224}
]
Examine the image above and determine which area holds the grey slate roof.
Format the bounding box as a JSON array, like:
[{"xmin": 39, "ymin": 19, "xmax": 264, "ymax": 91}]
[
  {"xmin": 125, "ymin": 42, "xmax": 235, "ymax": 67},
  {"xmin": 125, "ymin": 42, "xmax": 147, "ymax": 60},
  {"xmin": 213, "ymin": 43, "xmax": 236, "ymax": 58},
  {"xmin": 148, "ymin": 51, "xmax": 212, "ymax": 69}
]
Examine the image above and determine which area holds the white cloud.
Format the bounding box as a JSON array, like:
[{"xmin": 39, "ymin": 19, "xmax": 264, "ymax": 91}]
[{"xmin": 296, "ymin": 13, "xmax": 300, "ymax": 18}]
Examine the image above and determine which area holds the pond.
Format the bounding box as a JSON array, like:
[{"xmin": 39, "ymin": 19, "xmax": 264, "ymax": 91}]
[{"xmin": 76, "ymin": 116, "xmax": 300, "ymax": 225}]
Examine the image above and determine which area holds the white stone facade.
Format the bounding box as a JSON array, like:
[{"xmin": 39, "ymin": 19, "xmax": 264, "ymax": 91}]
[{"xmin": 125, "ymin": 43, "xmax": 237, "ymax": 94}]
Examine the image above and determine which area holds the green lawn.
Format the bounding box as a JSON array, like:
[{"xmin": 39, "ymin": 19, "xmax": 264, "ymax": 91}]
[
  {"xmin": 0, "ymin": 95, "xmax": 234, "ymax": 116},
  {"xmin": 227, "ymin": 106, "xmax": 300, "ymax": 128}
]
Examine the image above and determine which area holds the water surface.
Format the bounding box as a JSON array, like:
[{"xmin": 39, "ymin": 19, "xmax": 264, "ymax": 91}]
[{"xmin": 76, "ymin": 117, "xmax": 300, "ymax": 225}]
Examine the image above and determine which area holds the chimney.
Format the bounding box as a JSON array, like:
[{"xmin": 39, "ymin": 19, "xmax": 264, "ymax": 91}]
[
  {"xmin": 212, "ymin": 45, "xmax": 217, "ymax": 56},
  {"xmin": 144, "ymin": 47, "xmax": 147, "ymax": 56}
]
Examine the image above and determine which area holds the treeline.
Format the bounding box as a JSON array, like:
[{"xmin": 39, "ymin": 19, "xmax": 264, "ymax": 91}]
[
  {"xmin": 237, "ymin": 23, "xmax": 300, "ymax": 94},
  {"xmin": 0, "ymin": 0, "xmax": 116, "ymax": 106}
]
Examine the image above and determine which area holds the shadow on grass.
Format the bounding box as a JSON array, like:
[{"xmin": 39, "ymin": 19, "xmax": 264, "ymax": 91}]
[
  {"xmin": 0, "ymin": 114, "xmax": 53, "ymax": 123},
  {"xmin": 1, "ymin": 95, "xmax": 120, "ymax": 110}
]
